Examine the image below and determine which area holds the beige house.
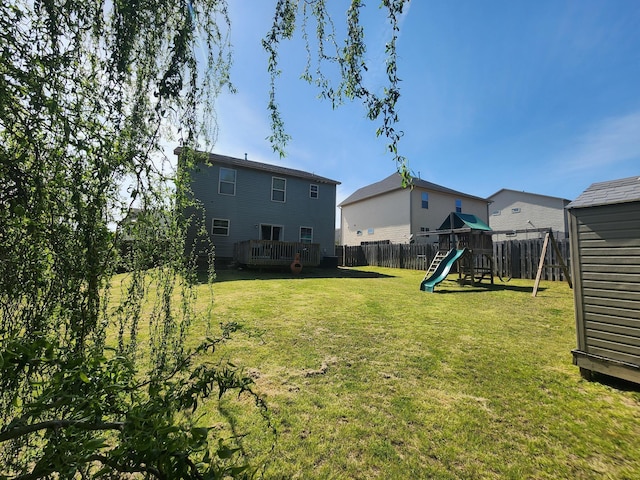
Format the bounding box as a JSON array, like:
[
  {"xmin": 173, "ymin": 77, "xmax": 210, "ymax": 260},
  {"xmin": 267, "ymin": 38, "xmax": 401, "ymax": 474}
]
[
  {"xmin": 339, "ymin": 173, "xmax": 490, "ymax": 246},
  {"xmin": 488, "ymin": 189, "xmax": 571, "ymax": 241}
]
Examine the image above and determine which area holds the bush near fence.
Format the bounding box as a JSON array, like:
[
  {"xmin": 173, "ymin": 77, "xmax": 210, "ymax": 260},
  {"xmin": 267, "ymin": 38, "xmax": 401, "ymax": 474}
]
[{"xmin": 336, "ymin": 238, "xmax": 571, "ymax": 282}]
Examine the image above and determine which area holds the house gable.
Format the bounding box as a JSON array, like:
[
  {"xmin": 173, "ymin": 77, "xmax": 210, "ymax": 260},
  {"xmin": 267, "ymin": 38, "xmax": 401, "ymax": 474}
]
[
  {"xmin": 340, "ymin": 173, "xmax": 490, "ymax": 246},
  {"xmin": 489, "ymin": 189, "xmax": 571, "ymax": 241}
]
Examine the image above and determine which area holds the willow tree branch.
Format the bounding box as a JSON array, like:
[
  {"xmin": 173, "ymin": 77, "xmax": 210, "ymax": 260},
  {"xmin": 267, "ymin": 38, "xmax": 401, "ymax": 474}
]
[{"xmin": 0, "ymin": 419, "xmax": 125, "ymax": 443}]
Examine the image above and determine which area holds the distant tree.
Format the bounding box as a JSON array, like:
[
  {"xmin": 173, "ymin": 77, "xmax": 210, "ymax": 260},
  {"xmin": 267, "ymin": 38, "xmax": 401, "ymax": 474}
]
[{"xmin": 0, "ymin": 0, "xmax": 408, "ymax": 478}]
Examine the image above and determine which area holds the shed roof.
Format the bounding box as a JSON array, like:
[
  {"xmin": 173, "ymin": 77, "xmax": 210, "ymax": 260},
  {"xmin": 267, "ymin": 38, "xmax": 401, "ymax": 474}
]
[
  {"xmin": 567, "ymin": 175, "xmax": 640, "ymax": 209},
  {"xmin": 339, "ymin": 173, "xmax": 488, "ymax": 206},
  {"xmin": 438, "ymin": 212, "xmax": 492, "ymax": 232},
  {"xmin": 175, "ymin": 147, "xmax": 340, "ymax": 185}
]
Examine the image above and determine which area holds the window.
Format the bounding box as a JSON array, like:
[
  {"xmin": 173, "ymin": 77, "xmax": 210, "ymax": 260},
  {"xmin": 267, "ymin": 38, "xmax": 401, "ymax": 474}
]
[
  {"xmin": 310, "ymin": 184, "xmax": 319, "ymax": 199},
  {"xmin": 511, "ymin": 207, "xmax": 521, "ymax": 214},
  {"xmin": 272, "ymin": 177, "xmax": 286, "ymax": 202},
  {"xmin": 356, "ymin": 230, "xmax": 363, "ymax": 236},
  {"xmin": 420, "ymin": 227, "xmax": 430, "ymax": 232},
  {"xmin": 492, "ymin": 210, "xmax": 501, "ymax": 216},
  {"xmin": 218, "ymin": 168, "xmax": 236, "ymax": 195},
  {"xmin": 455, "ymin": 199, "xmax": 462, "ymax": 213},
  {"xmin": 367, "ymin": 228, "xmax": 374, "ymax": 235},
  {"xmin": 300, "ymin": 227, "xmax": 313, "ymax": 243},
  {"xmin": 421, "ymin": 192, "xmax": 429, "ymax": 209},
  {"xmin": 261, "ymin": 224, "xmax": 282, "ymax": 241},
  {"xmin": 212, "ymin": 218, "xmax": 230, "ymax": 236}
]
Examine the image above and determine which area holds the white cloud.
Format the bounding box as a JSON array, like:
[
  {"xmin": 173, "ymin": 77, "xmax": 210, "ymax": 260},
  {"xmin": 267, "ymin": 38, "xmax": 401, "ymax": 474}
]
[{"xmin": 562, "ymin": 111, "xmax": 640, "ymax": 172}]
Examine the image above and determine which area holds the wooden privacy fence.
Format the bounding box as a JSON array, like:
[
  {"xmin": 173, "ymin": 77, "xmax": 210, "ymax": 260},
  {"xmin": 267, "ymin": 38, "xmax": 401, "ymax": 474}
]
[
  {"xmin": 337, "ymin": 238, "xmax": 571, "ymax": 282},
  {"xmin": 338, "ymin": 244, "xmax": 438, "ymax": 271},
  {"xmin": 493, "ymin": 238, "xmax": 571, "ymax": 282}
]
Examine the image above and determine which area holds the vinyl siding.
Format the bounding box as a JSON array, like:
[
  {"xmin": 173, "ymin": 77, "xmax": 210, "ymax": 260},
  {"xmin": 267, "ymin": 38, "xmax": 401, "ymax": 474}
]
[
  {"xmin": 570, "ymin": 201, "xmax": 640, "ymax": 377},
  {"xmin": 341, "ymin": 188, "xmax": 411, "ymax": 245},
  {"xmin": 489, "ymin": 190, "xmax": 569, "ymax": 241},
  {"xmin": 410, "ymin": 188, "xmax": 489, "ymax": 243},
  {"xmin": 190, "ymin": 162, "xmax": 337, "ymax": 258}
]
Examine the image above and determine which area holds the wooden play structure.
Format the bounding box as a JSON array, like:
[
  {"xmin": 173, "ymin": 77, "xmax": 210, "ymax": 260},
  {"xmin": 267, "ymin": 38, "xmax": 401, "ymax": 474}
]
[
  {"xmin": 425, "ymin": 212, "xmax": 494, "ymax": 287},
  {"xmin": 531, "ymin": 229, "xmax": 572, "ymax": 297}
]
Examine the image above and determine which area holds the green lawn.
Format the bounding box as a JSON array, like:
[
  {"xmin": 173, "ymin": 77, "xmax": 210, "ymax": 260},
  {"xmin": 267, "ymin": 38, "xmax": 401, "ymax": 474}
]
[{"xmin": 199, "ymin": 267, "xmax": 640, "ymax": 479}]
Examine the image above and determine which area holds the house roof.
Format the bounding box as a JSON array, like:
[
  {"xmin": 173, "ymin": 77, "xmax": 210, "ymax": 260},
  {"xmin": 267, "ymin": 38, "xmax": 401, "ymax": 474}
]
[
  {"xmin": 175, "ymin": 147, "xmax": 340, "ymax": 185},
  {"xmin": 488, "ymin": 188, "xmax": 571, "ymax": 204},
  {"xmin": 437, "ymin": 212, "xmax": 492, "ymax": 232},
  {"xmin": 567, "ymin": 175, "xmax": 640, "ymax": 209},
  {"xmin": 339, "ymin": 173, "xmax": 488, "ymax": 207}
]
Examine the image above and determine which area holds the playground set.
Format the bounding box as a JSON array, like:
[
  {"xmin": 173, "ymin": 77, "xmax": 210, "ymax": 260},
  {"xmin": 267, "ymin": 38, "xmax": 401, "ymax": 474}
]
[
  {"xmin": 420, "ymin": 212, "xmax": 572, "ymax": 294},
  {"xmin": 420, "ymin": 212, "xmax": 495, "ymax": 292}
]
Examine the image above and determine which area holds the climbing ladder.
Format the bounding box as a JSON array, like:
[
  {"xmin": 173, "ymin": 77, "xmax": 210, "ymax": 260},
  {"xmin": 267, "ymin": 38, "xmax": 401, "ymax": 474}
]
[{"xmin": 423, "ymin": 250, "xmax": 448, "ymax": 281}]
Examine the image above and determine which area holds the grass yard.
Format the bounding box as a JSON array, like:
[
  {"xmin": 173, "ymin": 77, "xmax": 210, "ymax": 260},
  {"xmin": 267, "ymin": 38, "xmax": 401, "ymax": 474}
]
[{"xmin": 198, "ymin": 267, "xmax": 640, "ymax": 479}]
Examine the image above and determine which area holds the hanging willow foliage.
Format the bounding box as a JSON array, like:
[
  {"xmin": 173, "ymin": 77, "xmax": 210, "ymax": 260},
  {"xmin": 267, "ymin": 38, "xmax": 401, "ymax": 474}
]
[{"xmin": 0, "ymin": 0, "xmax": 409, "ymax": 477}]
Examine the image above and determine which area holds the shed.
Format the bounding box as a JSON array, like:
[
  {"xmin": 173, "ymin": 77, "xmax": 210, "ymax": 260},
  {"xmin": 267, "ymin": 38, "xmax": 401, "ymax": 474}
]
[{"xmin": 567, "ymin": 175, "xmax": 640, "ymax": 383}]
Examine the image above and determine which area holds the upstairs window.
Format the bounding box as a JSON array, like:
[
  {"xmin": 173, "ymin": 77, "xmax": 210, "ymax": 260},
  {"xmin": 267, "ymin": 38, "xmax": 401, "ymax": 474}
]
[
  {"xmin": 300, "ymin": 227, "xmax": 313, "ymax": 243},
  {"xmin": 455, "ymin": 199, "xmax": 462, "ymax": 213},
  {"xmin": 421, "ymin": 192, "xmax": 429, "ymax": 209},
  {"xmin": 310, "ymin": 184, "xmax": 319, "ymax": 199},
  {"xmin": 218, "ymin": 167, "xmax": 236, "ymax": 195},
  {"xmin": 272, "ymin": 177, "xmax": 286, "ymax": 202}
]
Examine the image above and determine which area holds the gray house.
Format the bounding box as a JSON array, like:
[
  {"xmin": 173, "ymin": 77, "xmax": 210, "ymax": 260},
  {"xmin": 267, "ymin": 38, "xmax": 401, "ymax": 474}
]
[
  {"xmin": 488, "ymin": 189, "xmax": 571, "ymax": 241},
  {"xmin": 567, "ymin": 175, "xmax": 640, "ymax": 383},
  {"xmin": 178, "ymin": 148, "xmax": 340, "ymax": 267}
]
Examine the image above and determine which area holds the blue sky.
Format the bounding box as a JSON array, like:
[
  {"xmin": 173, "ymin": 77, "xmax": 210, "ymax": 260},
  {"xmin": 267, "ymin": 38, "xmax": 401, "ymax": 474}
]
[{"xmin": 207, "ymin": 1, "xmax": 640, "ymax": 209}]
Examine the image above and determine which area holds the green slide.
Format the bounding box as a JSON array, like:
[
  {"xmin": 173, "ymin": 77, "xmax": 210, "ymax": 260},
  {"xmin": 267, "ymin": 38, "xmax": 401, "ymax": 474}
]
[{"xmin": 420, "ymin": 248, "xmax": 468, "ymax": 292}]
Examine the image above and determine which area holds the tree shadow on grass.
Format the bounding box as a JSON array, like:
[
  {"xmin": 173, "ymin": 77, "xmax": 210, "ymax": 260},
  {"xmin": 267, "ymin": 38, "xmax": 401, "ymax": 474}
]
[{"xmin": 205, "ymin": 267, "xmax": 396, "ymax": 284}]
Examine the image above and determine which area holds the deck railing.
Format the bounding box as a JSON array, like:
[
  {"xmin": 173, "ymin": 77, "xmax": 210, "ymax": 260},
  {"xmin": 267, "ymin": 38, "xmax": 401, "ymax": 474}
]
[{"xmin": 234, "ymin": 240, "xmax": 321, "ymax": 267}]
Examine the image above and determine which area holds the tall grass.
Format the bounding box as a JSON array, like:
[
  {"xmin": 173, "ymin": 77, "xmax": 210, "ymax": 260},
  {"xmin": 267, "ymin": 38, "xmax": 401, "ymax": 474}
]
[{"xmin": 196, "ymin": 267, "xmax": 640, "ymax": 479}]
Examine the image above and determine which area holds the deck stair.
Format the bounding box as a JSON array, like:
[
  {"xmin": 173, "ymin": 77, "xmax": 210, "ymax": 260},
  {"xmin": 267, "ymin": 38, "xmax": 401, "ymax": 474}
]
[{"xmin": 423, "ymin": 251, "xmax": 448, "ymax": 281}]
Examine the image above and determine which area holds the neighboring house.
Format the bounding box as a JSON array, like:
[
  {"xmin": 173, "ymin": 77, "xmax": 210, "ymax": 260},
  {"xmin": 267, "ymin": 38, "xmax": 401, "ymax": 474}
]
[
  {"xmin": 178, "ymin": 148, "xmax": 340, "ymax": 265},
  {"xmin": 567, "ymin": 175, "xmax": 640, "ymax": 384},
  {"xmin": 339, "ymin": 173, "xmax": 490, "ymax": 246},
  {"xmin": 488, "ymin": 189, "xmax": 571, "ymax": 241}
]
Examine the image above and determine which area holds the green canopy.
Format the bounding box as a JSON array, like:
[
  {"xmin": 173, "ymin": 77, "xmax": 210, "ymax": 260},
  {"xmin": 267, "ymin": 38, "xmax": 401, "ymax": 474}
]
[{"xmin": 437, "ymin": 212, "xmax": 492, "ymax": 231}]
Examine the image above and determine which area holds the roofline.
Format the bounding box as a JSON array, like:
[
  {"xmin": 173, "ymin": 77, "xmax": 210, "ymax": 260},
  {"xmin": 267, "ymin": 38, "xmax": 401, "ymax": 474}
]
[
  {"xmin": 339, "ymin": 173, "xmax": 490, "ymax": 207},
  {"xmin": 174, "ymin": 147, "xmax": 341, "ymax": 185},
  {"xmin": 488, "ymin": 188, "xmax": 571, "ymax": 203},
  {"xmin": 566, "ymin": 175, "xmax": 640, "ymax": 209},
  {"xmin": 566, "ymin": 197, "xmax": 639, "ymax": 210}
]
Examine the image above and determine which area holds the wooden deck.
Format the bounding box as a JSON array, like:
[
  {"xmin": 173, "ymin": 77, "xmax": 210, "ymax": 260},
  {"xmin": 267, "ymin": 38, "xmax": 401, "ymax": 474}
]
[{"xmin": 234, "ymin": 240, "xmax": 321, "ymax": 267}]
